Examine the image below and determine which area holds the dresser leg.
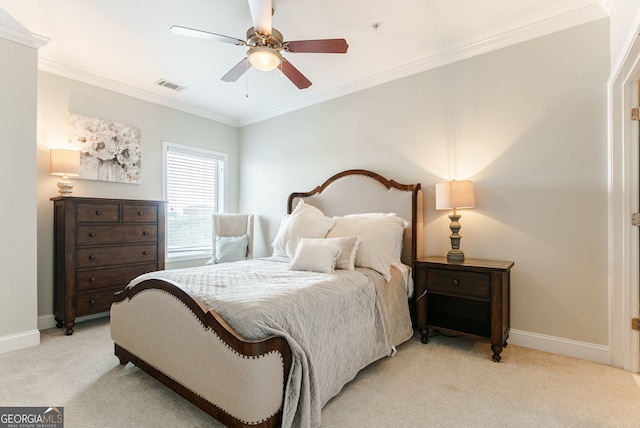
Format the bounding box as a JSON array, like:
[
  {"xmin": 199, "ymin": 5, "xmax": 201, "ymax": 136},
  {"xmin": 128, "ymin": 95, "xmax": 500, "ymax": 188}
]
[
  {"xmin": 491, "ymin": 344, "xmax": 502, "ymax": 362},
  {"xmin": 64, "ymin": 321, "xmax": 75, "ymax": 336},
  {"xmin": 55, "ymin": 317, "xmax": 63, "ymax": 328}
]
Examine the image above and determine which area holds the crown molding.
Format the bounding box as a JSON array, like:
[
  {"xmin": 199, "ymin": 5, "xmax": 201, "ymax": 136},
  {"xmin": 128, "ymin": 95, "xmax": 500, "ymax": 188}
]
[
  {"xmin": 38, "ymin": 59, "xmax": 241, "ymax": 127},
  {"xmin": 0, "ymin": 25, "xmax": 49, "ymax": 49},
  {"xmin": 239, "ymin": 3, "xmax": 608, "ymax": 126}
]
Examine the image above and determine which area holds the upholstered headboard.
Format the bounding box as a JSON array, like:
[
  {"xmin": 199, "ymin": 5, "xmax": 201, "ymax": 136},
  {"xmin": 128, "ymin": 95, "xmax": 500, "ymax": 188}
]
[{"xmin": 288, "ymin": 169, "xmax": 423, "ymax": 266}]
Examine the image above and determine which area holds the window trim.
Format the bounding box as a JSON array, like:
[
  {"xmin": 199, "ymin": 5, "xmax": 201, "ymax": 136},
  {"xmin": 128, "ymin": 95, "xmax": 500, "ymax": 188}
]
[{"xmin": 162, "ymin": 141, "xmax": 228, "ymax": 262}]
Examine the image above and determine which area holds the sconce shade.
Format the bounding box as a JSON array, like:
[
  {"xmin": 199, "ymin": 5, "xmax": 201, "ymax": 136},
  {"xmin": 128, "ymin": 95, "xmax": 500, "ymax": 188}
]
[
  {"xmin": 435, "ymin": 180, "xmax": 475, "ymax": 210},
  {"xmin": 50, "ymin": 149, "xmax": 80, "ymax": 196},
  {"xmin": 50, "ymin": 149, "xmax": 80, "ymax": 177}
]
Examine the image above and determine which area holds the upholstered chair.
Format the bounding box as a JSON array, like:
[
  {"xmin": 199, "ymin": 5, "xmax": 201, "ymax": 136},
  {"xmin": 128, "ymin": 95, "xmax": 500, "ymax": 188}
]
[{"xmin": 206, "ymin": 214, "xmax": 254, "ymax": 264}]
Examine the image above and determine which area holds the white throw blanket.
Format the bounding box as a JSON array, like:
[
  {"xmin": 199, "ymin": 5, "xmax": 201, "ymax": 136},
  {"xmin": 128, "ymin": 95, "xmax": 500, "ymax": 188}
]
[{"xmin": 129, "ymin": 258, "xmax": 412, "ymax": 428}]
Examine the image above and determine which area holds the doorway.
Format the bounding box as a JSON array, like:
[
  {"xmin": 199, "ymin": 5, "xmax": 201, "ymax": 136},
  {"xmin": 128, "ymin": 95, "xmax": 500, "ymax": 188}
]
[{"xmin": 610, "ymin": 34, "xmax": 640, "ymax": 372}]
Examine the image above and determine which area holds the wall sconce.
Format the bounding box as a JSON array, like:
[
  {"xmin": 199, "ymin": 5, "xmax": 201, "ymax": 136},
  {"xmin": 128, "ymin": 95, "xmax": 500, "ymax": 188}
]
[
  {"xmin": 50, "ymin": 148, "xmax": 80, "ymax": 196},
  {"xmin": 435, "ymin": 180, "xmax": 475, "ymax": 262}
]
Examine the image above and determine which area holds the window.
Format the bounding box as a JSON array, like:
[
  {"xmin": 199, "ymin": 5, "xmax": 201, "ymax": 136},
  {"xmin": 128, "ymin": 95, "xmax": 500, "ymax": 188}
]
[{"xmin": 164, "ymin": 142, "xmax": 226, "ymax": 261}]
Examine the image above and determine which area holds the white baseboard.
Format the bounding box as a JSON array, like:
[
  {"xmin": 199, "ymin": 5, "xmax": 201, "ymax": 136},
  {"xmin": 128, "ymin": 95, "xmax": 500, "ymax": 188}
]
[
  {"xmin": 509, "ymin": 328, "xmax": 611, "ymax": 365},
  {"xmin": 38, "ymin": 312, "xmax": 110, "ymax": 331},
  {"xmin": 34, "ymin": 316, "xmax": 612, "ymax": 365},
  {"xmin": 0, "ymin": 329, "xmax": 40, "ymax": 355}
]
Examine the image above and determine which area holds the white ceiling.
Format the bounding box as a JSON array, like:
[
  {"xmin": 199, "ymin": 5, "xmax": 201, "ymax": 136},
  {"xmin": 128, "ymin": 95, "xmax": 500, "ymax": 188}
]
[{"xmin": 0, "ymin": 0, "xmax": 608, "ymax": 127}]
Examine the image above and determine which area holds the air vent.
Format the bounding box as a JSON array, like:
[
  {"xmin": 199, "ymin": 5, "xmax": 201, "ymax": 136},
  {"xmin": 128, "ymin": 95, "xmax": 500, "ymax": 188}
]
[{"xmin": 156, "ymin": 79, "xmax": 186, "ymax": 92}]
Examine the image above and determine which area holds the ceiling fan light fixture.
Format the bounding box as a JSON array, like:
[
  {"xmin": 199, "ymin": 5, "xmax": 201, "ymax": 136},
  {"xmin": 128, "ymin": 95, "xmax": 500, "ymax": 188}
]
[{"xmin": 247, "ymin": 46, "xmax": 282, "ymax": 71}]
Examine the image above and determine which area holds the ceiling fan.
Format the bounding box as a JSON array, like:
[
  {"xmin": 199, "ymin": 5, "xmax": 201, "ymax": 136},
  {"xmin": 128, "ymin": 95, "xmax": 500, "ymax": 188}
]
[{"xmin": 170, "ymin": 0, "xmax": 348, "ymax": 89}]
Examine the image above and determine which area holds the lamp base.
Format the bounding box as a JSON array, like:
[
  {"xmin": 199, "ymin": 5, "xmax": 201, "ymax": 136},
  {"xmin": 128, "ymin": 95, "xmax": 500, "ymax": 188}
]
[
  {"xmin": 57, "ymin": 179, "xmax": 74, "ymax": 196},
  {"xmin": 447, "ymin": 250, "xmax": 465, "ymax": 262}
]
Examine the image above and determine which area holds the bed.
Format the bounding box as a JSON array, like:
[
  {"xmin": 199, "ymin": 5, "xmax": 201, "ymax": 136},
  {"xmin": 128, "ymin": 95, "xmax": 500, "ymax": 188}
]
[{"xmin": 110, "ymin": 169, "xmax": 423, "ymax": 428}]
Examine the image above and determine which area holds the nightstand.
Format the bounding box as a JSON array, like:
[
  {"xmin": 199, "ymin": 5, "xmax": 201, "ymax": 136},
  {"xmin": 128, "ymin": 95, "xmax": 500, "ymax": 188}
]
[{"xmin": 415, "ymin": 256, "xmax": 514, "ymax": 362}]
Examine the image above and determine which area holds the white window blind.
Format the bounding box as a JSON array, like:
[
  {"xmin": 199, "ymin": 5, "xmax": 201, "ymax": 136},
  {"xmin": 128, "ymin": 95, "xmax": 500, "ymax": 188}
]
[{"xmin": 164, "ymin": 143, "xmax": 226, "ymax": 260}]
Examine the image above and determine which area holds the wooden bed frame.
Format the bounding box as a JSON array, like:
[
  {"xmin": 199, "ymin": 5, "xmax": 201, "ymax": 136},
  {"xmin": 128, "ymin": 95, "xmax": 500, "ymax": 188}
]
[{"xmin": 111, "ymin": 169, "xmax": 423, "ymax": 428}]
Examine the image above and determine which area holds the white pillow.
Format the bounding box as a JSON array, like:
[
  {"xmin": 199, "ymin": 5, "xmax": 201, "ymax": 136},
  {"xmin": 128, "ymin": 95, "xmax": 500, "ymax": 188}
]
[
  {"xmin": 298, "ymin": 236, "xmax": 360, "ymax": 270},
  {"xmin": 271, "ymin": 214, "xmax": 290, "ymax": 257},
  {"xmin": 288, "ymin": 242, "xmax": 341, "ymax": 273},
  {"xmin": 214, "ymin": 234, "xmax": 249, "ymax": 263},
  {"xmin": 342, "ymin": 213, "xmax": 408, "ymax": 263},
  {"xmin": 271, "ymin": 200, "xmax": 336, "ymax": 259},
  {"xmin": 327, "ymin": 214, "xmax": 407, "ymax": 280}
]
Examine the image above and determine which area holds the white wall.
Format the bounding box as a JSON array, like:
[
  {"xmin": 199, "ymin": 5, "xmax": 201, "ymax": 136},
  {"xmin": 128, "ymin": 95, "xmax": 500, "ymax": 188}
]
[
  {"xmin": 0, "ymin": 36, "xmax": 39, "ymax": 351},
  {"xmin": 240, "ymin": 20, "xmax": 610, "ymax": 348},
  {"xmin": 36, "ymin": 72, "xmax": 241, "ymax": 327}
]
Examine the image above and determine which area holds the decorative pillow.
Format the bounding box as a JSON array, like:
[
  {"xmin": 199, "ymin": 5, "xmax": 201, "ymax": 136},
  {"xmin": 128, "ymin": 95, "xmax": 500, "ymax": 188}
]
[
  {"xmin": 215, "ymin": 234, "xmax": 249, "ymax": 263},
  {"xmin": 342, "ymin": 213, "xmax": 408, "ymax": 263},
  {"xmin": 271, "ymin": 200, "xmax": 336, "ymax": 259},
  {"xmin": 298, "ymin": 236, "xmax": 360, "ymax": 270},
  {"xmin": 327, "ymin": 214, "xmax": 408, "ymax": 280},
  {"xmin": 288, "ymin": 242, "xmax": 341, "ymax": 273}
]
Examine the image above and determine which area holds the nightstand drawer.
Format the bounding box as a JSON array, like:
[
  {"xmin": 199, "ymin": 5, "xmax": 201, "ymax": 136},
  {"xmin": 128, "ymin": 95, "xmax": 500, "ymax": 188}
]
[{"xmin": 427, "ymin": 269, "xmax": 490, "ymax": 299}]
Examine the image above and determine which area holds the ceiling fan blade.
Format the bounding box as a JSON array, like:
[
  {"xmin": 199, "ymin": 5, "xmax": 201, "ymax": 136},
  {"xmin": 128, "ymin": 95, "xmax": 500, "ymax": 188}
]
[
  {"xmin": 248, "ymin": 0, "xmax": 272, "ymax": 36},
  {"xmin": 171, "ymin": 25, "xmax": 246, "ymax": 46},
  {"xmin": 221, "ymin": 58, "xmax": 252, "ymax": 82},
  {"xmin": 285, "ymin": 39, "xmax": 349, "ymax": 54},
  {"xmin": 280, "ymin": 59, "xmax": 312, "ymax": 89}
]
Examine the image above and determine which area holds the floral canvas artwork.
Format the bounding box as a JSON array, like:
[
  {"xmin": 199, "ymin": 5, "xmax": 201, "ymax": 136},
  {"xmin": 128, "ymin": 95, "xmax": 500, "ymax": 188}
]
[{"xmin": 67, "ymin": 113, "xmax": 141, "ymax": 183}]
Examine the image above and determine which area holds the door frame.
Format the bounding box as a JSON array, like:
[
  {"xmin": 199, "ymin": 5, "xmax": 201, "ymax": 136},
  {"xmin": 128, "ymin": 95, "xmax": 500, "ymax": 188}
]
[{"xmin": 609, "ymin": 32, "xmax": 640, "ymax": 372}]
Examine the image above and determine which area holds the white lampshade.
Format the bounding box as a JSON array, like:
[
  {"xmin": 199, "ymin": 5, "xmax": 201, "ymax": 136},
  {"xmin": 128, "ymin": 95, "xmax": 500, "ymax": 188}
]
[
  {"xmin": 435, "ymin": 180, "xmax": 475, "ymax": 210},
  {"xmin": 247, "ymin": 47, "xmax": 282, "ymax": 71},
  {"xmin": 50, "ymin": 149, "xmax": 80, "ymax": 177},
  {"xmin": 50, "ymin": 149, "xmax": 80, "ymax": 196}
]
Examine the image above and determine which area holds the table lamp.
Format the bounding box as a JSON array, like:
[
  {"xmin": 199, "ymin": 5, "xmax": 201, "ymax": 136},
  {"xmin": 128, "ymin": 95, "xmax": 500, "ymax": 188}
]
[
  {"xmin": 50, "ymin": 148, "xmax": 80, "ymax": 195},
  {"xmin": 435, "ymin": 180, "xmax": 475, "ymax": 261}
]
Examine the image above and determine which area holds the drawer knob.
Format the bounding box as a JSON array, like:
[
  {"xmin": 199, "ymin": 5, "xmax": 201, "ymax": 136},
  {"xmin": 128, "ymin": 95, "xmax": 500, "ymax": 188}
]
[
  {"xmin": 143, "ymin": 250, "xmax": 149, "ymax": 255},
  {"xmin": 89, "ymin": 277, "xmax": 96, "ymax": 282},
  {"xmin": 452, "ymin": 279, "xmax": 459, "ymax": 286},
  {"xmin": 89, "ymin": 232, "xmax": 96, "ymax": 237},
  {"xmin": 95, "ymin": 210, "xmax": 102, "ymax": 215},
  {"xmin": 142, "ymin": 231, "xmax": 149, "ymax": 236},
  {"xmin": 138, "ymin": 211, "xmax": 144, "ymax": 216},
  {"xmin": 89, "ymin": 300, "xmax": 95, "ymax": 305},
  {"xmin": 88, "ymin": 255, "xmax": 95, "ymax": 260}
]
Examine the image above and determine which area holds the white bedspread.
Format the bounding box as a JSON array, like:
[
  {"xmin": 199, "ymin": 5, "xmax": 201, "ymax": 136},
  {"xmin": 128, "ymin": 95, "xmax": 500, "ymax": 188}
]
[{"xmin": 128, "ymin": 257, "xmax": 412, "ymax": 428}]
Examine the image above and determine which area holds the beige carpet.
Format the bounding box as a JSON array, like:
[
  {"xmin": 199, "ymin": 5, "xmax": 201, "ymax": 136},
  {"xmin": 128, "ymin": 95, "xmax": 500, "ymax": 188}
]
[{"xmin": 1, "ymin": 317, "xmax": 639, "ymax": 427}]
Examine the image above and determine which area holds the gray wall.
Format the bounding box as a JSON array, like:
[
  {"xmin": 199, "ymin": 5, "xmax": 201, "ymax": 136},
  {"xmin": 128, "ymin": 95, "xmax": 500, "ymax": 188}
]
[
  {"xmin": 240, "ymin": 19, "xmax": 610, "ymax": 346},
  {"xmin": 0, "ymin": 36, "xmax": 38, "ymax": 347}
]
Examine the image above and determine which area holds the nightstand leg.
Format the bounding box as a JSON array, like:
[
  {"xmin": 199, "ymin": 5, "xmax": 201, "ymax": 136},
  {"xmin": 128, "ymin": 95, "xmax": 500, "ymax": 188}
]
[
  {"xmin": 419, "ymin": 328, "xmax": 429, "ymax": 344},
  {"xmin": 491, "ymin": 344, "xmax": 502, "ymax": 362}
]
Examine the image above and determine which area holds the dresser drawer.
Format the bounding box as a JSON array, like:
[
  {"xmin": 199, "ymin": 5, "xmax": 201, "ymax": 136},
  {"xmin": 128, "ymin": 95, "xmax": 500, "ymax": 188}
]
[
  {"xmin": 76, "ymin": 263, "xmax": 157, "ymax": 292},
  {"xmin": 76, "ymin": 202, "xmax": 120, "ymax": 223},
  {"xmin": 122, "ymin": 204, "xmax": 158, "ymax": 223},
  {"xmin": 427, "ymin": 268, "xmax": 490, "ymax": 299},
  {"xmin": 76, "ymin": 244, "xmax": 158, "ymax": 268},
  {"xmin": 77, "ymin": 224, "xmax": 158, "ymax": 246},
  {"xmin": 76, "ymin": 289, "xmax": 119, "ymax": 316}
]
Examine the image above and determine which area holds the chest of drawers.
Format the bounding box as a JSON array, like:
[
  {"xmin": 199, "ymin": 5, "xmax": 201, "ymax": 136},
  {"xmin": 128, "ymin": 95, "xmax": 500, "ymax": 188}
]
[{"xmin": 51, "ymin": 197, "xmax": 165, "ymax": 335}]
